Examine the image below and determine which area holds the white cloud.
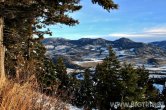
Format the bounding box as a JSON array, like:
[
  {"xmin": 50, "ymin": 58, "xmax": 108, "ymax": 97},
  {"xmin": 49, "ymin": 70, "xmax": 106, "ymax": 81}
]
[
  {"xmin": 145, "ymin": 27, "xmax": 166, "ymax": 35},
  {"xmin": 64, "ymin": 27, "xmax": 166, "ymax": 42},
  {"xmin": 109, "ymin": 27, "xmax": 166, "ymax": 38},
  {"xmin": 109, "ymin": 33, "xmax": 150, "ymax": 38}
]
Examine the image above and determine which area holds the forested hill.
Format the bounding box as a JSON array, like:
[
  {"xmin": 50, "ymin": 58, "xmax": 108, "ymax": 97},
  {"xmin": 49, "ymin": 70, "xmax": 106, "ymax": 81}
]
[
  {"xmin": 150, "ymin": 40, "xmax": 166, "ymax": 50},
  {"xmin": 42, "ymin": 37, "xmax": 166, "ymax": 58}
]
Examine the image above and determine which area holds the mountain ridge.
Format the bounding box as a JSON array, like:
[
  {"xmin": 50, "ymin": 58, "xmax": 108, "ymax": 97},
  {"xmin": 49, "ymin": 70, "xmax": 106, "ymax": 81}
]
[
  {"xmin": 43, "ymin": 37, "xmax": 166, "ymax": 58},
  {"xmin": 150, "ymin": 40, "xmax": 166, "ymax": 50},
  {"xmin": 42, "ymin": 37, "xmax": 166, "ymax": 68}
]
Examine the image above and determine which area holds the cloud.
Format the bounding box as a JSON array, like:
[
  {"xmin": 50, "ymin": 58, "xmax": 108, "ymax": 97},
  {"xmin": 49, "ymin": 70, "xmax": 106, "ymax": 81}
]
[
  {"xmin": 109, "ymin": 27, "xmax": 166, "ymax": 38},
  {"xmin": 109, "ymin": 33, "xmax": 150, "ymax": 37},
  {"xmin": 145, "ymin": 27, "xmax": 166, "ymax": 35}
]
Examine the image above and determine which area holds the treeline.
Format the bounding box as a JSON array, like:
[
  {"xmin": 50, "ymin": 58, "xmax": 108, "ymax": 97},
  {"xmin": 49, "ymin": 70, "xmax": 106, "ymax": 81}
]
[{"xmin": 51, "ymin": 47, "xmax": 166, "ymax": 110}]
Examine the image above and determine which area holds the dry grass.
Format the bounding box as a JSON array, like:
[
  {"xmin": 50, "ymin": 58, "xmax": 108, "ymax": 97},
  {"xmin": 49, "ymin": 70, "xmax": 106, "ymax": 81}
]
[
  {"xmin": 80, "ymin": 61, "xmax": 102, "ymax": 68},
  {"xmin": 0, "ymin": 80, "xmax": 68, "ymax": 110},
  {"xmin": 0, "ymin": 57, "xmax": 69, "ymax": 110},
  {"xmin": 73, "ymin": 61, "xmax": 103, "ymax": 68}
]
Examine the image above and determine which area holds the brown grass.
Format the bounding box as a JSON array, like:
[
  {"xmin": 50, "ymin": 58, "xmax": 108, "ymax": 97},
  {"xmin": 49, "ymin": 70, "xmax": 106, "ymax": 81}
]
[
  {"xmin": 73, "ymin": 61, "xmax": 103, "ymax": 68},
  {"xmin": 0, "ymin": 80, "xmax": 68, "ymax": 110}
]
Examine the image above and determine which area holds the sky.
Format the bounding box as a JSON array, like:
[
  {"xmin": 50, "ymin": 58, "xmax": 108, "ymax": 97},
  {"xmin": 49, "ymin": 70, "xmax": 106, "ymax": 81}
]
[{"xmin": 48, "ymin": 0, "xmax": 166, "ymax": 42}]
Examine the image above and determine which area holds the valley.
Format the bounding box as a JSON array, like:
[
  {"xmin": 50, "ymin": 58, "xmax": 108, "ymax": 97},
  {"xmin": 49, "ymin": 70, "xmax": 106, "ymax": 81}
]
[{"xmin": 42, "ymin": 37, "xmax": 166, "ymax": 79}]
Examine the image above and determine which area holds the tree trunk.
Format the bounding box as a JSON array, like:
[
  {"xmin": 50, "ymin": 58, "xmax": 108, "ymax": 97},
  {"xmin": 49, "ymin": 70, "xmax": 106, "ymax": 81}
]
[{"xmin": 0, "ymin": 3, "xmax": 6, "ymax": 81}]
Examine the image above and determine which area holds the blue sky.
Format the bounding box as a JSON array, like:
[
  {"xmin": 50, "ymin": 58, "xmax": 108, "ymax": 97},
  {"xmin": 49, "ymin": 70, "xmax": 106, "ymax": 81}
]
[{"xmin": 48, "ymin": 0, "xmax": 166, "ymax": 42}]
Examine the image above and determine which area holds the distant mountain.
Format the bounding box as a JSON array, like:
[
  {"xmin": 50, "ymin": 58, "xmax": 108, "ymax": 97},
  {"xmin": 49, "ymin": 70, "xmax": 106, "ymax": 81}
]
[
  {"xmin": 69, "ymin": 38, "xmax": 111, "ymax": 46},
  {"xmin": 41, "ymin": 38, "xmax": 69, "ymax": 45},
  {"xmin": 42, "ymin": 37, "xmax": 166, "ymax": 57},
  {"xmin": 113, "ymin": 38, "xmax": 145, "ymax": 49},
  {"xmin": 150, "ymin": 40, "xmax": 166, "ymax": 50},
  {"xmin": 42, "ymin": 37, "xmax": 166, "ymax": 68}
]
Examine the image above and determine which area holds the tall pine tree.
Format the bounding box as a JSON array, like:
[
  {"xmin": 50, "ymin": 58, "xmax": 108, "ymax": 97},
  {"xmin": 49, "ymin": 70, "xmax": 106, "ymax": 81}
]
[
  {"xmin": 0, "ymin": 0, "xmax": 118, "ymax": 84},
  {"xmin": 94, "ymin": 47, "xmax": 121, "ymax": 110}
]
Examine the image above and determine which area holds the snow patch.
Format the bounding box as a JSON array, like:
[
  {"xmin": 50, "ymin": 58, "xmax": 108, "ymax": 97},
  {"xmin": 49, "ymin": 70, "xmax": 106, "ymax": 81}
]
[{"xmin": 68, "ymin": 104, "xmax": 82, "ymax": 110}]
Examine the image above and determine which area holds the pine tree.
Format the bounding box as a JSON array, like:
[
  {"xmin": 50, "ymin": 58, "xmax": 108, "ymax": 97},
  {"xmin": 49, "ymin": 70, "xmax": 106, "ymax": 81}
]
[
  {"xmin": 162, "ymin": 87, "xmax": 166, "ymax": 110},
  {"xmin": 92, "ymin": 0, "xmax": 118, "ymax": 11},
  {"xmin": 1, "ymin": 0, "xmax": 82, "ymax": 79},
  {"xmin": 80, "ymin": 69, "xmax": 95, "ymax": 110},
  {"xmin": 83, "ymin": 69, "xmax": 94, "ymax": 109},
  {"xmin": 55, "ymin": 57, "xmax": 70, "ymax": 99},
  {"xmin": 94, "ymin": 47, "xmax": 121, "ymax": 110},
  {"xmin": 137, "ymin": 66, "xmax": 149, "ymax": 90},
  {"xmin": 120, "ymin": 64, "xmax": 139, "ymax": 102},
  {"xmin": 94, "ymin": 47, "xmax": 154, "ymax": 110},
  {"xmin": 136, "ymin": 66, "xmax": 150, "ymax": 103},
  {"xmin": 0, "ymin": 0, "xmax": 118, "ymax": 81},
  {"xmin": 37, "ymin": 58, "xmax": 58, "ymax": 95},
  {"xmin": 120, "ymin": 64, "xmax": 161, "ymax": 110},
  {"xmin": 55, "ymin": 57, "xmax": 68, "ymax": 87},
  {"xmin": 146, "ymin": 81, "xmax": 160, "ymax": 102}
]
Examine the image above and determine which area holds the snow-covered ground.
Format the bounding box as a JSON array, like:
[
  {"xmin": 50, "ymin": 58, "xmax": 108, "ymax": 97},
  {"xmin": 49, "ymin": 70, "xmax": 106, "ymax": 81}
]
[
  {"xmin": 146, "ymin": 67, "xmax": 166, "ymax": 71},
  {"xmin": 72, "ymin": 59, "xmax": 103, "ymax": 66},
  {"xmin": 55, "ymin": 45, "xmax": 69, "ymax": 50},
  {"xmin": 149, "ymin": 74, "xmax": 166, "ymax": 78},
  {"xmin": 45, "ymin": 45, "xmax": 54, "ymax": 49},
  {"xmin": 68, "ymin": 104, "xmax": 82, "ymax": 110},
  {"xmin": 153, "ymin": 84, "xmax": 164, "ymax": 93}
]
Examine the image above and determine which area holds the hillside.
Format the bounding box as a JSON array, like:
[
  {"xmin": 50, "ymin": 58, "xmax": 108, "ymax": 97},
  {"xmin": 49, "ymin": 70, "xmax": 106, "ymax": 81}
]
[
  {"xmin": 42, "ymin": 37, "xmax": 166, "ymax": 68},
  {"xmin": 150, "ymin": 40, "xmax": 166, "ymax": 50}
]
